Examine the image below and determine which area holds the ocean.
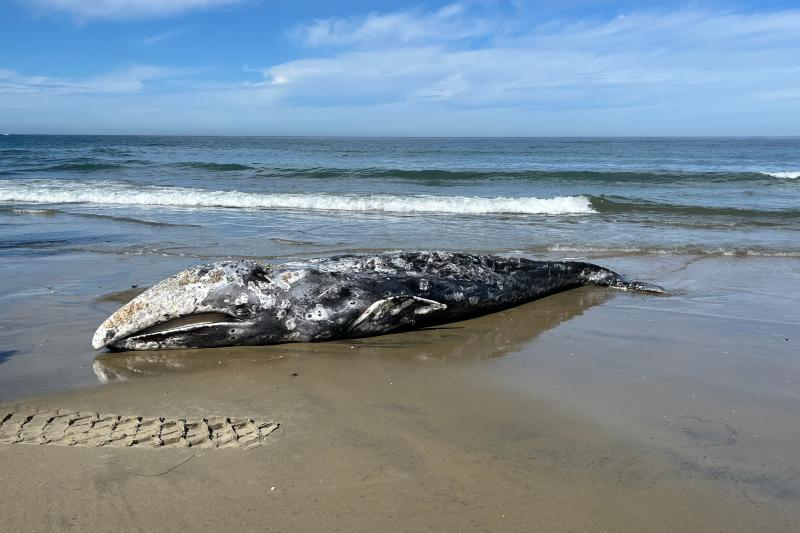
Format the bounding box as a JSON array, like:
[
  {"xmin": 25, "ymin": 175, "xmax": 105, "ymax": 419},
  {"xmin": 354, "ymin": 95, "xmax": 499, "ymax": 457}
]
[{"xmin": 1, "ymin": 135, "xmax": 799, "ymax": 260}]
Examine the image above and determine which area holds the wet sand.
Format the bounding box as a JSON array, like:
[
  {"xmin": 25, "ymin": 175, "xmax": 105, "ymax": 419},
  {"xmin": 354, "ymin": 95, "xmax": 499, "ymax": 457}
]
[{"xmin": 1, "ymin": 254, "xmax": 799, "ymax": 531}]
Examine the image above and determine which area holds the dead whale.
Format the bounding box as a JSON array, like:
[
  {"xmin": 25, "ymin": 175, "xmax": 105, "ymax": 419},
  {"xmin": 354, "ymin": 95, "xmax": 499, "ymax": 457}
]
[{"xmin": 92, "ymin": 251, "xmax": 668, "ymax": 351}]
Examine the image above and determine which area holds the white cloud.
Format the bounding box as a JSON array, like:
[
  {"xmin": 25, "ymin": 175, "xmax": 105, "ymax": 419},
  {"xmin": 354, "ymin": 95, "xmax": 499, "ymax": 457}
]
[
  {"xmin": 266, "ymin": 6, "xmax": 800, "ymax": 113},
  {"xmin": 26, "ymin": 0, "xmax": 245, "ymax": 21},
  {"xmin": 294, "ymin": 2, "xmax": 492, "ymax": 47}
]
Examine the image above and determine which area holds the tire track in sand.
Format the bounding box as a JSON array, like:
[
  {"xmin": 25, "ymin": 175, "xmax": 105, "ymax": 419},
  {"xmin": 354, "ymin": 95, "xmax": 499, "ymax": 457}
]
[{"xmin": 0, "ymin": 408, "xmax": 279, "ymax": 450}]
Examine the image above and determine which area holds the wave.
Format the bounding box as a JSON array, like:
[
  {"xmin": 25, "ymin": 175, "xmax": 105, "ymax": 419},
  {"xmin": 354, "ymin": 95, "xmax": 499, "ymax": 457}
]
[
  {"xmin": 0, "ymin": 180, "xmax": 594, "ymax": 215},
  {"xmin": 254, "ymin": 167, "xmax": 795, "ymax": 184},
  {"xmin": 68, "ymin": 212, "xmax": 200, "ymax": 228},
  {"xmin": 44, "ymin": 161, "xmax": 124, "ymax": 172},
  {"xmin": 523, "ymin": 244, "xmax": 800, "ymax": 258},
  {"xmin": 3, "ymin": 180, "xmax": 798, "ymax": 220},
  {"xmin": 5, "ymin": 155, "xmax": 800, "ymax": 182},
  {"xmin": 270, "ymin": 237, "xmax": 320, "ymax": 246},
  {"xmin": 3, "ymin": 180, "xmax": 798, "ymax": 219},
  {"xmin": 761, "ymin": 171, "xmax": 800, "ymax": 179},
  {"xmin": 250, "ymin": 167, "xmax": 800, "ymax": 184},
  {"xmin": 7, "ymin": 238, "xmax": 798, "ymax": 259},
  {"xmin": 589, "ymin": 195, "xmax": 800, "ymax": 219},
  {"xmin": 174, "ymin": 162, "xmax": 254, "ymax": 171},
  {"xmin": 0, "ymin": 206, "xmax": 59, "ymax": 216},
  {"xmin": 0, "ymin": 203, "xmax": 197, "ymax": 227},
  {"xmin": 91, "ymin": 147, "xmax": 135, "ymax": 157}
]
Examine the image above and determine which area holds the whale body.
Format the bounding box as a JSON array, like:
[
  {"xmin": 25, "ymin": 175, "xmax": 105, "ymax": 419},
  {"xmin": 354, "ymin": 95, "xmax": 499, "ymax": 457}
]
[{"xmin": 92, "ymin": 251, "xmax": 668, "ymax": 351}]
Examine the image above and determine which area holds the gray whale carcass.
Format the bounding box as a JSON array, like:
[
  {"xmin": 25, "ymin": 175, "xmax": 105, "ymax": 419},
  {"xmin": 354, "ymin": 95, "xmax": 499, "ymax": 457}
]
[{"xmin": 92, "ymin": 251, "xmax": 668, "ymax": 351}]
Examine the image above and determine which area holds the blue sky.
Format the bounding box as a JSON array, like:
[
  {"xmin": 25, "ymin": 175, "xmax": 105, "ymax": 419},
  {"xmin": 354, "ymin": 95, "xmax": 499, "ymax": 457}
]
[{"xmin": 1, "ymin": 0, "xmax": 799, "ymax": 135}]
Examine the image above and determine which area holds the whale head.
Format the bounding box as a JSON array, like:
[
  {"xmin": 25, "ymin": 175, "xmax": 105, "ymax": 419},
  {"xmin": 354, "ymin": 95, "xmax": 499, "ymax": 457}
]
[{"xmin": 93, "ymin": 260, "xmax": 285, "ymax": 351}]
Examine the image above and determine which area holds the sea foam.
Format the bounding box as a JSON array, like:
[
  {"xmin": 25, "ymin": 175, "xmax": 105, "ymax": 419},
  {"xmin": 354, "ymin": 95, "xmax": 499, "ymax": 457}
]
[
  {"xmin": 0, "ymin": 180, "xmax": 595, "ymax": 215},
  {"xmin": 761, "ymin": 171, "xmax": 800, "ymax": 179}
]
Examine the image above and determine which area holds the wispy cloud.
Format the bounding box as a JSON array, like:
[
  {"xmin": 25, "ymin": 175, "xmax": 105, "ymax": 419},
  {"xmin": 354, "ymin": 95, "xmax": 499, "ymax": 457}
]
[
  {"xmin": 25, "ymin": 0, "xmax": 245, "ymax": 21},
  {"xmin": 293, "ymin": 2, "xmax": 493, "ymax": 48},
  {"xmin": 141, "ymin": 28, "xmax": 186, "ymax": 46},
  {"xmin": 0, "ymin": 65, "xmax": 187, "ymax": 95}
]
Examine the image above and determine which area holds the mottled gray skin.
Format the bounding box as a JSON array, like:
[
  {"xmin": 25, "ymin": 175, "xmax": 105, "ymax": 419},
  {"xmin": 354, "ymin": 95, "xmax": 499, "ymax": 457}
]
[{"xmin": 93, "ymin": 251, "xmax": 668, "ymax": 351}]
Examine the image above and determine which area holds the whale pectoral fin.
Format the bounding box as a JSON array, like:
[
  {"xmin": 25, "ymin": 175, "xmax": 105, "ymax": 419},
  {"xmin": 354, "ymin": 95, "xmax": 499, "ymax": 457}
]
[{"xmin": 346, "ymin": 296, "xmax": 447, "ymax": 336}]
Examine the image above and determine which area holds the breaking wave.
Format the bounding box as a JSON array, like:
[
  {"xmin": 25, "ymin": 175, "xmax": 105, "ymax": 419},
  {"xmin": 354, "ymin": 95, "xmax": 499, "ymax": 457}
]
[
  {"xmin": 760, "ymin": 171, "xmax": 800, "ymax": 179},
  {"xmin": 0, "ymin": 180, "xmax": 594, "ymax": 215}
]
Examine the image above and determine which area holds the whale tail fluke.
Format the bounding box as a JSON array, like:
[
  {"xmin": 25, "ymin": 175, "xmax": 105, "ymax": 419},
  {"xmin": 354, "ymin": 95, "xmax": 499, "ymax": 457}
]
[
  {"xmin": 579, "ymin": 264, "xmax": 671, "ymax": 295},
  {"xmin": 619, "ymin": 279, "xmax": 672, "ymax": 294}
]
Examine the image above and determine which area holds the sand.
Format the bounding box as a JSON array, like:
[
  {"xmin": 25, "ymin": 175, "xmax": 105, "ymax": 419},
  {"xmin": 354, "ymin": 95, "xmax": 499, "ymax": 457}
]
[{"xmin": 1, "ymin": 254, "xmax": 799, "ymax": 531}]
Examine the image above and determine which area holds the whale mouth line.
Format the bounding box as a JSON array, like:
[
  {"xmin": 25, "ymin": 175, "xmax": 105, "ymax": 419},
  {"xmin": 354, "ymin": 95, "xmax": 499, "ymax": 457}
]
[
  {"xmin": 138, "ymin": 312, "xmax": 242, "ymax": 335},
  {"xmin": 111, "ymin": 312, "xmax": 243, "ymax": 348}
]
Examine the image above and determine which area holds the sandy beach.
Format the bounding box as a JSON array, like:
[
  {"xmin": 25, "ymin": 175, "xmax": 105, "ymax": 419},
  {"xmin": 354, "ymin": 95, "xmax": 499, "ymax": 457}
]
[{"xmin": 1, "ymin": 253, "xmax": 798, "ymax": 531}]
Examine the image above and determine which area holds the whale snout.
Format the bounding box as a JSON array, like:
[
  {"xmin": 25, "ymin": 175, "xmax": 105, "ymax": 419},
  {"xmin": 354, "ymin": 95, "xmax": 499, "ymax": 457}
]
[
  {"xmin": 93, "ymin": 261, "xmax": 264, "ymax": 351},
  {"xmin": 93, "ymin": 309, "xmax": 245, "ymax": 351}
]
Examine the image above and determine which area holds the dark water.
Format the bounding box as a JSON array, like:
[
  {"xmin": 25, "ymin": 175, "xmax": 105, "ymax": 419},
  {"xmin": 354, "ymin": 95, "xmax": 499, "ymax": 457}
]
[{"xmin": 1, "ymin": 135, "xmax": 799, "ymax": 260}]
